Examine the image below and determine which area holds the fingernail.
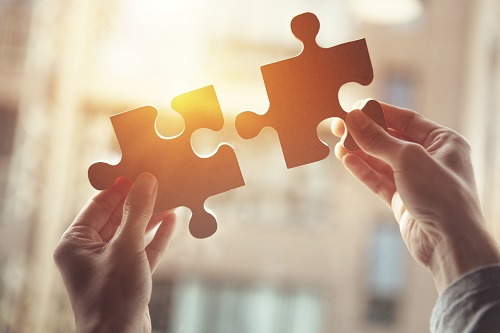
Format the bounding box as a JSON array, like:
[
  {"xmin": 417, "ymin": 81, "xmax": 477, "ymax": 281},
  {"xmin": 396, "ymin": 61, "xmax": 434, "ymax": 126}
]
[
  {"xmin": 347, "ymin": 110, "xmax": 369, "ymax": 131},
  {"xmin": 133, "ymin": 173, "xmax": 157, "ymax": 195}
]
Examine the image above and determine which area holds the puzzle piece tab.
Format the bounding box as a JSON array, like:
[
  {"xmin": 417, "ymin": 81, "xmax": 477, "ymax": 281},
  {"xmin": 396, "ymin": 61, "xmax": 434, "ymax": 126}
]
[
  {"xmin": 88, "ymin": 85, "xmax": 245, "ymax": 239},
  {"xmin": 236, "ymin": 12, "xmax": 387, "ymax": 168}
]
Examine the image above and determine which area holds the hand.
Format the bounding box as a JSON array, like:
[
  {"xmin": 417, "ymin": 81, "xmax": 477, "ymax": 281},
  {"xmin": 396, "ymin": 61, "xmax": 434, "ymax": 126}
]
[
  {"xmin": 54, "ymin": 173, "xmax": 177, "ymax": 333},
  {"xmin": 332, "ymin": 101, "xmax": 500, "ymax": 293}
]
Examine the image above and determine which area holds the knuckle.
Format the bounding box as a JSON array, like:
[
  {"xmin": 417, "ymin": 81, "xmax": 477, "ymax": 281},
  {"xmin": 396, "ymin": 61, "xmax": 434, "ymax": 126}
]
[
  {"xmin": 90, "ymin": 196, "xmax": 115, "ymax": 215},
  {"xmin": 53, "ymin": 240, "xmax": 71, "ymax": 266},
  {"xmin": 401, "ymin": 112, "xmax": 422, "ymax": 133},
  {"xmin": 53, "ymin": 246, "xmax": 63, "ymax": 264},
  {"xmin": 397, "ymin": 143, "xmax": 427, "ymax": 167},
  {"xmin": 438, "ymin": 130, "xmax": 473, "ymax": 169},
  {"xmin": 109, "ymin": 213, "xmax": 122, "ymax": 228},
  {"xmin": 447, "ymin": 130, "xmax": 471, "ymax": 152},
  {"xmin": 357, "ymin": 168, "xmax": 371, "ymax": 183},
  {"xmin": 372, "ymin": 178, "xmax": 386, "ymax": 196},
  {"xmin": 380, "ymin": 163, "xmax": 394, "ymax": 179},
  {"xmin": 363, "ymin": 128, "xmax": 388, "ymax": 152},
  {"xmin": 123, "ymin": 200, "xmax": 153, "ymax": 219},
  {"xmin": 432, "ymin": 128, "xmax": 471, "ymax": 151},
  {"xmin": 403, "ymin": 142, "xmax": 426, "ymax": 155},
  {"xmin": 147, "ymin": 247, "xmax": 163, "ymax": 261}
]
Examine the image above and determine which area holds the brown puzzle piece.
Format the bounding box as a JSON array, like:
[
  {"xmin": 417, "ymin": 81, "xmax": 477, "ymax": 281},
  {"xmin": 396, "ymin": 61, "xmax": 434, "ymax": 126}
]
[
  {"xmin": 235, "ymin": 12, "xmax": 387, "ymax": 168},
  {"xmin": 88, "ymin": 85, "xmax": 245, "ymax": 239}
]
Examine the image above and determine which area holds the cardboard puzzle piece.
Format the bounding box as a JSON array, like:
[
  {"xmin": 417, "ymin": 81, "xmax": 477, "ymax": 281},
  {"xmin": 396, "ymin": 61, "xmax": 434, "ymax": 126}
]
[
  {"xmin": 88, "ymin": 85, "xmax": 245, "ymax": 239},
  {"xmin": 236, "ymin": 12, "xmax": 387, "ymax": 168}
]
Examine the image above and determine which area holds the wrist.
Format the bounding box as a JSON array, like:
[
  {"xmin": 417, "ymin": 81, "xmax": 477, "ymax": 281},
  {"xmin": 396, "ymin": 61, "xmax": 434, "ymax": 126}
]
[
  {"xmin": 428, "ymin": 224, "xmax": 500, "ymax": 294},
  {"xmin": 75, "ymin": 314, "xmax": 136, "ymax": 333},
  {"xmin": 76, "ymin": 322, "xmax": 132, "ymax": 333}
]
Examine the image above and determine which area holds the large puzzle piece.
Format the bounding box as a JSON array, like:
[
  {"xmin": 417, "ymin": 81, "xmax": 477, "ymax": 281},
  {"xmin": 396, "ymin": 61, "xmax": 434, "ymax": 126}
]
[
  {"xmin": 236, "ymin": 12, "xmax": 387, "ymax": 168},
  {"xmin": 88, "ymin": 85, "xmax": 244, "ymax": 239}
]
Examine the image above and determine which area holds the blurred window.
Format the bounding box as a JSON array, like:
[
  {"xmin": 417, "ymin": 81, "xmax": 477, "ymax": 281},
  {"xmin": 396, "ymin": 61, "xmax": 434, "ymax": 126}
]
[
  {"xmin": 149, "ymin": 280, "xmax": 175, "ymax": 333},
  {"xmin": 152, "ymin": 280, "xmax": 323, "ymax": 333},
  {"xmin": 0, "ymin": 107, "xmax": 17, "ymax": 222},
  {"xmin": 366, "ymin": 296, "xmax": 397, "ymax": 325},
  {"xmin": 208, "ymin": 138, "xmax": 333, "ymax": 229},
  {"xmin": 0, "ymin": 109, "xmax": 17, "ymax": 155},
  {"xmin": 384, "ymin": 71, "xmax": 417, "ymax": 110},
  {"xmin": 366, "ymin": 224, "xmax": 406, "ymax": 325},
  {"xmin": 0, "ymin": 3, "xmax": 32, "ymax": 72},
  {"xmin": 483, "ymin": 37, "xmax": 499, "ymax": 219}
]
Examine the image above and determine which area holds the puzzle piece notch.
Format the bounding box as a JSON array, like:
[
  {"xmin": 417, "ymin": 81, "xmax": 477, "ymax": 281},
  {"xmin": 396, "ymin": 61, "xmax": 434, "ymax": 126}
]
[
  {"xmin": 88, "ymin": 85, "xmax": 245, "ymax": 239},
  {"xmin": 341, "ymin": 99, "xmax": 388, "ymax": 151},
  {"xmin": 235, "ymin": 12, "xmax": 377, "ymax": 169},
  {"xmin": 171, "ymin": 85, "xmax": 224, "ymax": 138}
]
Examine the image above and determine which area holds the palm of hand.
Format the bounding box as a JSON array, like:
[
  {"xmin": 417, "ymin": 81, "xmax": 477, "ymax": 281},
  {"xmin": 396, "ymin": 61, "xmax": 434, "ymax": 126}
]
[
  {"xmin": 55, "ymin": 176, "xmax": 177, "ymax": 333},
  {"xmin": 392, "ymin": 128, "xmax": 481, "ymax": 267},
  {"xmin": 57, "ymin": 224, "xmax": 153, "ymax": 333}
]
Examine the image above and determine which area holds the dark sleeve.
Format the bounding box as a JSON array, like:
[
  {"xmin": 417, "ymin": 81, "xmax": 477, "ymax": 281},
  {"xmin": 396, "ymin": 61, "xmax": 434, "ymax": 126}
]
[{"xmin": 431, "ymin": 265, "xmax": 500, "ymax": 333}]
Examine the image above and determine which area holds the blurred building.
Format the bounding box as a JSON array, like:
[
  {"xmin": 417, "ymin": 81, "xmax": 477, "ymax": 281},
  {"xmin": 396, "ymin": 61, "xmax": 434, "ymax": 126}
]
[
  {"xmin": 0, "ymin": 0, "xmax": 498, "ymax": 333},
  {"xmin": 462, "ymin": 0, "xmax": 500, "ymax": 238}
]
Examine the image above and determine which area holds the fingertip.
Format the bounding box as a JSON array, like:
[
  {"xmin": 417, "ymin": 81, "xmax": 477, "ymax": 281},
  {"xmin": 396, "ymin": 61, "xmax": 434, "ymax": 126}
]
[
  {"xmin": 331, "ymin": 118, "xmax": 345, "ymax": 138},
  {"xmin": 342, "ymin": 152, "xmax": 355, "ymax": 164},
  {"xmin": 163, "ymin": 210, "xmax": 178, "ymax": 224},
  {"xmin": 156, "ymin": 210, "xmax": 178, "ymax": 236},
  {"xmin": 344, "ymin": 108, "xmax": 402, "ymax": 166},
  {"xmin": 345, "ymin": 109, "xmax": 370, "ymax": 132},
  {"xmin": 116, "ymin": 176, "xmax": 132, "ymax": 186},
  {"xmin": 155, "ymin": 212, "xmax": 178, "ymax": 245},
  {"xmin": 114, "ymin": 177, "xmax": 132, "ymax": 198},
  {"xmin": 118, "ymin": 173, "xmax": 158, "ymax": 245},
  {"xmin": 334, "ymin": 142, "xmax": 348, "ymax": 160},
  {"xmin": 132, "ymin": 173, "xmax": 158, "ymax": 195}
]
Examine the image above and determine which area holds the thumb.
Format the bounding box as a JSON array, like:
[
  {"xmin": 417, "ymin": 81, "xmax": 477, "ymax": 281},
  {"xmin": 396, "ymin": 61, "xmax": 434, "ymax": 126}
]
[
  {"xmin": 345, "ymin": 109, "xmax": 404, "ymax": 166},
  {"xmin": 113, "ymin": 173, "xmax": 158, "ymax": 250}
]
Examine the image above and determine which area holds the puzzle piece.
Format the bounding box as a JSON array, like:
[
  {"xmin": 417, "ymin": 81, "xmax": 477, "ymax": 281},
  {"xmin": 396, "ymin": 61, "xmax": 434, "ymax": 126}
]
[
  {"xmin": 236, "ymin": 12, "xmax": 387, "ymax": 168},
  {"xmin": 88, "ymin": 85, "xmax": 245, "ymax": 239}
]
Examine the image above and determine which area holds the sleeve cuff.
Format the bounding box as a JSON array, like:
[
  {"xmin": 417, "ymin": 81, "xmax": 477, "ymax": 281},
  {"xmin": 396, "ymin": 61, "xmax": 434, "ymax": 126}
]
[{"xmin": 431, "ymin": 264, "xmax": 500, "ymax": 333}]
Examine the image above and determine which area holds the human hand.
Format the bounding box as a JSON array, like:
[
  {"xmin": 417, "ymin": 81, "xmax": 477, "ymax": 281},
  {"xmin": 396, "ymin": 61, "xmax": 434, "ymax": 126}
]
[
  {"xmin": 332, "ymin": 101, "xmax": 500, "ymax": 293},
  {"xmin": 54, "ymin": 173, "xmax": 177, "ymax": 333}
]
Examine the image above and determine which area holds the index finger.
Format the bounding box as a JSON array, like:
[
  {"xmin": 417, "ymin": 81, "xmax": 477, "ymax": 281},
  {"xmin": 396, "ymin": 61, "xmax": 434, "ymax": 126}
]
[
  {"xmin": 72, "ymin": 177, "xmax": 131, "ymax": 231},
  {"xmin": 380, "ymin": 102, "xmax": 442, "ymax": 146}
]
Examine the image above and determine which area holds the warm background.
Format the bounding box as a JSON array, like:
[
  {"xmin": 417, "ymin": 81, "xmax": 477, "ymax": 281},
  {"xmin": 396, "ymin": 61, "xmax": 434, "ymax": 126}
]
[{"xmin": 0, "ymin": 0, "xmax": 499, "ymax": 332}]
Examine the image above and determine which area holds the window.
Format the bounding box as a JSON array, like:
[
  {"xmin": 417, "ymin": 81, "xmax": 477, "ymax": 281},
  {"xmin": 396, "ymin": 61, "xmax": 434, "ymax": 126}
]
[
  {"xmin": 0, "ymin": 109, "xmax": 17, "ymax": 155},
  {"xmin": 365, "ymin": 224, "xmax": 406, "ymax": 325},
  {"xmin": 482, "ymin": 37, "xmax": 499, "ymax": 221},
  {"xmin": 384, "ymin": 71, "xmax": 417, "ymax": 110},
  {"xmin": 206, "ymin": 130, "xmax": 334, "ymax": 229},
  {"xmin": 0, "ymin": 4, "xmax": 32, "ymax": 72},
  {"xmin": 150, "ymin": 280, "xmax": 324, "ymax": 333},
  {"xmin": 0, "ymin": 107, "xmax": 17, "ymax": 219},
  {"xmin": 149, "ymin": 281, "xmax": 175, "ymax": 333}
]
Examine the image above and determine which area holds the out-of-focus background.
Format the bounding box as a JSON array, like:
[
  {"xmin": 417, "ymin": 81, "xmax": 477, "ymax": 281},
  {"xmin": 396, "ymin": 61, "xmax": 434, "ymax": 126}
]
[{"xmin": 0, "ymin": 0, "xmax": 499, "ymax": 332}]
